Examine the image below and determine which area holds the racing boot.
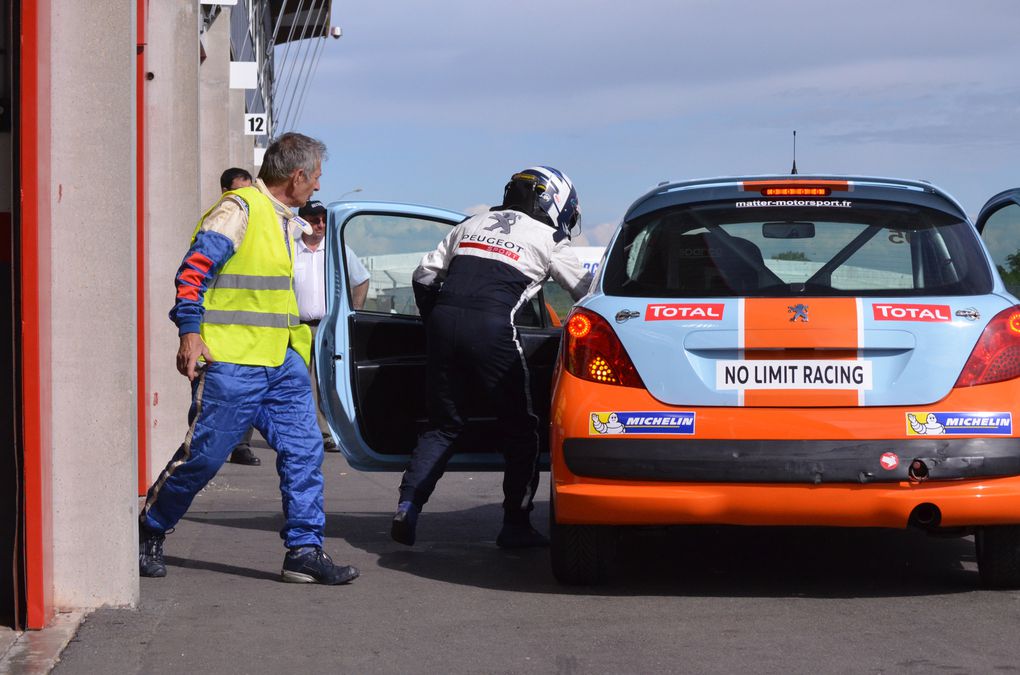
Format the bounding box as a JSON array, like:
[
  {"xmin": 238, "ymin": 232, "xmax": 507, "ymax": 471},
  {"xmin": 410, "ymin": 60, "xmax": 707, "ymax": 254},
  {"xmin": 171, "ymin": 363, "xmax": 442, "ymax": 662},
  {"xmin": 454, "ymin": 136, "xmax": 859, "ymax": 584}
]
[
  {"xmin": 390, "ymin": 501, "xmax": 420, "ymax": 546},
  {"xmin": 281, "ymin": 546, "xmax": 359, "ymax": 585},
  {"xmin": 497, "ymin": 515, "xmax": 549, "ymax": 549},
  {"xmin": 139, "ymin": 524, "xmax": 167, "ymax": 578},
  {"xmin": 228, "ymin": 444, "xmax": 261, "ymax": 466}
]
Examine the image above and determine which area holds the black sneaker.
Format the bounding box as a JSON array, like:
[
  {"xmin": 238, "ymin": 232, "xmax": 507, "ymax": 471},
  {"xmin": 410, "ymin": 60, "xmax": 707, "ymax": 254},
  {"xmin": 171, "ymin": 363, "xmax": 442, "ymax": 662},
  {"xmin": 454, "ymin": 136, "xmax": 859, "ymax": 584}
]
[
  {"xmin": 496, "ymin": 523, "xmax": 550, "ymax": 549},
  {"xmin": 229, "ymin": 445, "xmax": 261, "ymax": 466},
  {"xmin": 390, "ymin": 501, "xmax": 419, "ymax": 546},
  {"xmin": 139, "ymin": 526, "xmax": 167, "ymax": 577},
  {"xmin": 323, "ymin": 436, "xmax": 339, "ymax": 453},
  {"xmin": 281, "ymin": 547, "xmax": 359, "ymax": 585}
]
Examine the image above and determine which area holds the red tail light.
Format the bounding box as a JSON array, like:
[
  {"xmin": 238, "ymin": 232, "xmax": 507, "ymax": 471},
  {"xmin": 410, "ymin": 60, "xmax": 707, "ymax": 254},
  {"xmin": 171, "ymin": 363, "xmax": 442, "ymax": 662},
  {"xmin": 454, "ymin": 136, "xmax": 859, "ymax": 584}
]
[
  {"xmin": 563, "ymin": 308, "xmax": 644, "ymax": 388},
  {"xmin": 954, "ymin": 306, "xmax": 1020, "ymax": 388}
]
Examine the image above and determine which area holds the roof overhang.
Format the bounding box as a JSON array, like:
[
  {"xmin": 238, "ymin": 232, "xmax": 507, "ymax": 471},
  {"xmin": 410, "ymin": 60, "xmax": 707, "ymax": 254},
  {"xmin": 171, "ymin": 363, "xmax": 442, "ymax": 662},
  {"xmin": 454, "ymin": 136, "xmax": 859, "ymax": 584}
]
[{"xmin": 271, "ymin": 0, "xmax": 332, "ymax": 44}]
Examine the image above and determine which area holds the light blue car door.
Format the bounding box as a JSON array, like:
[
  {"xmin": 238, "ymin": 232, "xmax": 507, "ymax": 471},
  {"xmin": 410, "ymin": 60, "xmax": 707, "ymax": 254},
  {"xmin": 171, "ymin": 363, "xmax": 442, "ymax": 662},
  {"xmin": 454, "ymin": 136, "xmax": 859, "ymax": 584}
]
[
  {"xmin": 976, "ymin": 188, "xmax": 1020, "ymax": 299},
  {"xmin": 315, "ymin": 202, "xmax": 563, "ymax": 471}
]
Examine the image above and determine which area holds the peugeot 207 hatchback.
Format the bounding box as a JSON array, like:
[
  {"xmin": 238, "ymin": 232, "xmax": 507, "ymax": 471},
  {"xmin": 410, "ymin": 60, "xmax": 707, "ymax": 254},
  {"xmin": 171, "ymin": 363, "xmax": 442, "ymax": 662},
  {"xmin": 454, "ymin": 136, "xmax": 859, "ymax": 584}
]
[
  {"xmin": 549, "ymin": 176, "xmax": 1020, "ymax": 585},
  {"xmin": 316, "ymin": 180, "xmax": 1020, "ymax": 588}
]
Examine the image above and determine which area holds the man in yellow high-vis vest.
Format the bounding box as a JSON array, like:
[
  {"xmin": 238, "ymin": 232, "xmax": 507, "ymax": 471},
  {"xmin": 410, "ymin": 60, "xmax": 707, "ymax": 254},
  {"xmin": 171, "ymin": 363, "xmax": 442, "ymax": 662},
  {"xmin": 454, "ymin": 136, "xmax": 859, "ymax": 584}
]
[{"xmin": 139, "ymin": 133, "xmax": 359, "ymax": 586}]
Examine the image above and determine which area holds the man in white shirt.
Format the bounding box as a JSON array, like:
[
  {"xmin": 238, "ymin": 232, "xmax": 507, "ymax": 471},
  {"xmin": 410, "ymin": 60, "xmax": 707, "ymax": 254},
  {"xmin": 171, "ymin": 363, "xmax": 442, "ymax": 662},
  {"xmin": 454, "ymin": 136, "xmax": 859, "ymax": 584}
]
[{"xmin": 295, "ymin": 200, "xmax": 370, "ymax": 451}]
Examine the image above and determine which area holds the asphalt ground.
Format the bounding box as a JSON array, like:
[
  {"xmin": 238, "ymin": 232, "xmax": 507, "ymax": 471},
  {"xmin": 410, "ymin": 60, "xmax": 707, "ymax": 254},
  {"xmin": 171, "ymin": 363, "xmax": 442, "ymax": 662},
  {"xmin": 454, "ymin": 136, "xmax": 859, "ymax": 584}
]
[{"xmin": 52, "ymin": 439, "xmax": 1020, "ymax": 674}]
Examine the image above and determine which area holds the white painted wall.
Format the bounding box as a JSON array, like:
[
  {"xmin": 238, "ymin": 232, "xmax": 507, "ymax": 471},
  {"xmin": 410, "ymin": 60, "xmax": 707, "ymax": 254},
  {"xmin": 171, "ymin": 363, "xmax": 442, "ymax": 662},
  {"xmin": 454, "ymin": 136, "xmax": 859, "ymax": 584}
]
[
  {"xmin": 199, "ymin": 11, "xmax": 232, "ymax": 209},
  {"xmin": 35, "ymin": 0, "xmax": 283, "ymax": 613},
  {"xmin": 48, "ymin": 0, "xmax": 138, "ymax": 608},
  {"xmin": 145, "ymin": 0, "xmax": 203, "ymax": 478}
]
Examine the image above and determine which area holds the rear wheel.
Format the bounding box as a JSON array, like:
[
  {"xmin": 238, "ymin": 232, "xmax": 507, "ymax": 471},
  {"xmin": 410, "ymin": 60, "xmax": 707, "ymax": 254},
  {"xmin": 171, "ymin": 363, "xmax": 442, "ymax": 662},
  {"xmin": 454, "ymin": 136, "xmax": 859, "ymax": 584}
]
[
  {"xmin": 976, "ymin": 526, "xmax": 1020, "ymax": 589},
  {"xmin": 549, "ymin": 491, "xmax": 614, "ymax": 585}
]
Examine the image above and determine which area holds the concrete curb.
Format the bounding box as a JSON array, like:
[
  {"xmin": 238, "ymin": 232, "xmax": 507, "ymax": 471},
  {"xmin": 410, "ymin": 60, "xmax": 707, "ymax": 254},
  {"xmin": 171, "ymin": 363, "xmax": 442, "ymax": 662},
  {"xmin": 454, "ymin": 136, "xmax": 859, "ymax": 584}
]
[{"xmin": 0, "ymin": 611, "xmax": 88, "ymax": 675}]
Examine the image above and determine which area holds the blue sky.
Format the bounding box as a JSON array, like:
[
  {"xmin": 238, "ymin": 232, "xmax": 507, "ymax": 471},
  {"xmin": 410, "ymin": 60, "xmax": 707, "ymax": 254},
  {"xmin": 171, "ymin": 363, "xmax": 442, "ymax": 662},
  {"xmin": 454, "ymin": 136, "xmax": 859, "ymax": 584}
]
[{"xmin": 296, "ymin": 0, "xmax": 1020, "ymax": 246}]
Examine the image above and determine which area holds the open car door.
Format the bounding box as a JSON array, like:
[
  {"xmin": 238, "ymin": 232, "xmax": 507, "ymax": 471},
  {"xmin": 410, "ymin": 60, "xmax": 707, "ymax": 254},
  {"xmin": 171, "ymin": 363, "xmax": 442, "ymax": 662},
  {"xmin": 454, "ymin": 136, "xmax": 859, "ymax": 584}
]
[
  {"xmin": 316, "ymin": 202, "xmax": 564, "ymax": 471},
  {"xmin": 976, "ymin": 188, "xmax": 1020, "ymax": 298}
]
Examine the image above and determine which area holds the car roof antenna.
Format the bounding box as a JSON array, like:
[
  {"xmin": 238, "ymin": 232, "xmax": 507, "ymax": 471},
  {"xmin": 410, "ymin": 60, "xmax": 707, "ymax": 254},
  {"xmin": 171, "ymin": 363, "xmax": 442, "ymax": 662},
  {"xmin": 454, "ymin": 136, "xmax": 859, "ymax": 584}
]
[{"xmin": 791, "ymin": 130, "xmax": 798, "ymax": 175}]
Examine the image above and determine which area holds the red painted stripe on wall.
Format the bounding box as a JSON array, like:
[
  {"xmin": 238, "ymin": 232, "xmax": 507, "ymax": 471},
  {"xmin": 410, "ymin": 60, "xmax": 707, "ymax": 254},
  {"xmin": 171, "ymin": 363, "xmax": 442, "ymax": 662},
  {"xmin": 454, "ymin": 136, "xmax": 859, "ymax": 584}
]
[{"xmin": 21, "ymin": 0, "xmax": 55, "ymax": 630}]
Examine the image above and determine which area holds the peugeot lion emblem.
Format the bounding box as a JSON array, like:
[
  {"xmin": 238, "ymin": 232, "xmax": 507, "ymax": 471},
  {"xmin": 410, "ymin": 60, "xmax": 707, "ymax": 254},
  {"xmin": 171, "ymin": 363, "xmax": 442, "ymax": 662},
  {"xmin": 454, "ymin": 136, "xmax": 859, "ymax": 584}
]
[{"xmin": 788, "ymin": 303, "xmax": 809, "ymax": 322}]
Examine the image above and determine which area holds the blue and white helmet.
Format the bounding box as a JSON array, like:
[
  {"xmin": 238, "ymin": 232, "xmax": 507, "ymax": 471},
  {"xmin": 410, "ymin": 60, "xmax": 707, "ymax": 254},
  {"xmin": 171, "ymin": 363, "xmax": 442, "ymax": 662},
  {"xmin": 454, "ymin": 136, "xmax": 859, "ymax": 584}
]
[{"xmin": 507, "ymin": 166, "xmax": 582, "ymax": 239}]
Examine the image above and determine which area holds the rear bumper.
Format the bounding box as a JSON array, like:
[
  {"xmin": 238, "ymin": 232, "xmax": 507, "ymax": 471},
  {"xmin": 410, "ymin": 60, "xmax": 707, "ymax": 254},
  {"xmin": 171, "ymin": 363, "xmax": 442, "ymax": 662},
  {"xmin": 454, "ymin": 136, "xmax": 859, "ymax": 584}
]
[
  {"xmin": 553, "ymin": 477, "xmax": 1020, "ymax": 528},
  {"xmin": 550, "ymin": 370, "xmax": 1020, "ymax": 528},
  {"xmin": 563, "ymin": 438, "xmax": 1020, "ymax": 484}
]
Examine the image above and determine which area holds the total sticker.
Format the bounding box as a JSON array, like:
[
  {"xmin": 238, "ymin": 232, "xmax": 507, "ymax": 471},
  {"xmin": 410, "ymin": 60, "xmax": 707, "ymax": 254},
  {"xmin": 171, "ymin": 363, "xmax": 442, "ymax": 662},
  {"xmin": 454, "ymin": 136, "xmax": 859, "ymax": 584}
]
[
  {"xmin": 872, "ymin": 303, "xmax": 951, "ymax": 322},
  {"xmin": 645, "ymin": 303, "xmax": 724, "ymax": 321}
]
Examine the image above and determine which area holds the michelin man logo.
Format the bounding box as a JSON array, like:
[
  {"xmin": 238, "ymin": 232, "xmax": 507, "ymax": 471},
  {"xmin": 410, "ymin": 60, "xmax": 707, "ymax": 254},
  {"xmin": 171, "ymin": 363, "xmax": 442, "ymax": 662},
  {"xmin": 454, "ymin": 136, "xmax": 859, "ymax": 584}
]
[
  {"xmin": 589, "ymin": 411, "xmax": 697, "ymax": 435},
  {"xmin": 907, "ymin": 413, "xmax": 946, "ymax": 435},
  {"xmin": 591, "ymin": 412, "xmax": 625, "ymax": 434},
  {"xmin": 905, "ymin": 411, "xmax": 1011, "ymax": 435}
]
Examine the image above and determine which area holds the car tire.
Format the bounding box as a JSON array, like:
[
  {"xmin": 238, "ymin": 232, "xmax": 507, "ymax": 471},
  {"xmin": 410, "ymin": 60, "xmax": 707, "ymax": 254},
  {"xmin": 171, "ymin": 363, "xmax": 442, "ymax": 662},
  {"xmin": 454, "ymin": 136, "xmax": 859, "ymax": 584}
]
[
  {"xmin": 976, "ymin": 525, "xmax": 1020, "ymax": 589},
  {"xmin": 549, "ymin": 492, "xmax": 614, "ymax": 585}
]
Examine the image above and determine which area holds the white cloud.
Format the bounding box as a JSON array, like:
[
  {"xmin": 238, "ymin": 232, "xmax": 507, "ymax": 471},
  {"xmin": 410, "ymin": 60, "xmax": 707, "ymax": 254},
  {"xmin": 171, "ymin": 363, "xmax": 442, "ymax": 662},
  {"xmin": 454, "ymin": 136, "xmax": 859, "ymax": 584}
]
[
  {"xmin": 462, "ymin": 203, "xmax": 491, "ymax": 216},
  {"xmin": 574, "ymin": 221, "xmax": 618, "ymax": 247}
]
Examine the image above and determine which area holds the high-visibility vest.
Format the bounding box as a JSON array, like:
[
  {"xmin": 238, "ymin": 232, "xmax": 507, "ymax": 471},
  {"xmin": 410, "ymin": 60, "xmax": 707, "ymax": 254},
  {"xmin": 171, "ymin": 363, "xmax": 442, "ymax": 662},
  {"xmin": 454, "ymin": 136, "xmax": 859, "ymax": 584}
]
[{"xmin": 193, "ymin": 186, "xmax": 311, "ymax": 366}]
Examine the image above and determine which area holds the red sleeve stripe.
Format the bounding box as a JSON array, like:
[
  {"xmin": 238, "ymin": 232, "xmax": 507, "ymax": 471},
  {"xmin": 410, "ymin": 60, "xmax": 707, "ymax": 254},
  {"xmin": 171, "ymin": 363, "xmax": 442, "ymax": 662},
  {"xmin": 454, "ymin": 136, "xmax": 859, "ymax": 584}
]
[
  {"xmin": 179, "ymin": 268, "xmax": 204, "ymax": 287},
  {"xmin": 186, "ymin": 252, "xmax": 214, "ymax": 274},
  {"xmin": 176, "ymin": 285, "xmax": 200, "ymax": 300}
]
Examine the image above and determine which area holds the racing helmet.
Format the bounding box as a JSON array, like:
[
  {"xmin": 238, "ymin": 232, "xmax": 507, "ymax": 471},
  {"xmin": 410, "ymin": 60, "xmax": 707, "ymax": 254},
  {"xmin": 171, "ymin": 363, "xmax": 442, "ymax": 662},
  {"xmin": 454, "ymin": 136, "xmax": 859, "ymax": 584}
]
[{"xmin": 502, "ymin": 166, "xmax": 582, "ymax": 239}]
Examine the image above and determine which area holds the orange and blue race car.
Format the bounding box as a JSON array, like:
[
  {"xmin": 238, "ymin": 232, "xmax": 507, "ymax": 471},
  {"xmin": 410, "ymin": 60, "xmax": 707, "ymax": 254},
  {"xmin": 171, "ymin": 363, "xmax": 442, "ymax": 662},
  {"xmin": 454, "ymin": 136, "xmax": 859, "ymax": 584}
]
[
  {"xmin": 315, "ymin": 178, "xmax": 1020, "ymax": 588},
  {"xmin": 551, "ymin": 176, "xmax": 1020, "ymax": 585}
]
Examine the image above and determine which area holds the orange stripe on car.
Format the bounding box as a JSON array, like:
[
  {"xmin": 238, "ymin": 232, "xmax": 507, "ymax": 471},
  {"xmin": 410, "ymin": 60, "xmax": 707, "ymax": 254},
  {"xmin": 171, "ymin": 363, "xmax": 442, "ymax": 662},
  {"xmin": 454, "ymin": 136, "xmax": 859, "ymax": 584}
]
[{"xmin": 743, "ymin": 298, "xmax": 859, "ymax": 407}]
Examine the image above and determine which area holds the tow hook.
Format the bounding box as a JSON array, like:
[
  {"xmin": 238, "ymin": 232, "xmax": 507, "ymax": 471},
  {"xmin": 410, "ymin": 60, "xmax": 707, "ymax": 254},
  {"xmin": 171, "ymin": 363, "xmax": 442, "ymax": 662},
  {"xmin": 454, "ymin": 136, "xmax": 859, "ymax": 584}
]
[{"xmin": 908, "ymin": 458, "xmax": 930, "ymax": 483}]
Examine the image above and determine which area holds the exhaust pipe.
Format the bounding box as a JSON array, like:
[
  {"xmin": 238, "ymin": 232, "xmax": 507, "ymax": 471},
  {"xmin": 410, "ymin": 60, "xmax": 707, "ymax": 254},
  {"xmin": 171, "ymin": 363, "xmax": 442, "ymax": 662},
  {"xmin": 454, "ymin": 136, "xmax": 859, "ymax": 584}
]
[
  {"xmin": 909, "ymin": 502, "xmax": 942, "ymax": 530},
  {"xmin": 908, "ymin": 459, "xmax": 930, "ymax": 482}
]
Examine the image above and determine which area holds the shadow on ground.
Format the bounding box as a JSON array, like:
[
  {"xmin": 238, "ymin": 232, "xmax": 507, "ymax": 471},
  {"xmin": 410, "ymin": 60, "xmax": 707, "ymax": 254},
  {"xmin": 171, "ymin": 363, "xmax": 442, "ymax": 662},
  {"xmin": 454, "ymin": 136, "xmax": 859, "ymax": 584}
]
[{"xmin": 184, "ymin": 504, "xmax": 980, "ymax": 599}]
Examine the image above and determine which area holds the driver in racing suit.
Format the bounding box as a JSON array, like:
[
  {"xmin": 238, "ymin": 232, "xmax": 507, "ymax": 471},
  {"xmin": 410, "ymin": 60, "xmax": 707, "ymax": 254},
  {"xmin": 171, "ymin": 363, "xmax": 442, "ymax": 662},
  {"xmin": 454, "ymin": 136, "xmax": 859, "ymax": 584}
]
[{"xmin": 391, "ymin": 166, "xmax": 593, "ymax": 548}]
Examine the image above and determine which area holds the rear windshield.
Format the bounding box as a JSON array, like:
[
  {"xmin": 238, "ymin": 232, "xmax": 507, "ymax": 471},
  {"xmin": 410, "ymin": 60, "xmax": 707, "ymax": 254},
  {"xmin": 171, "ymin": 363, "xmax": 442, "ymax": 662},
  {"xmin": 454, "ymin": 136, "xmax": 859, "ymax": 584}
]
[{"xmin": 603, "ymin": 200, "xmax": 992, "ymax": 297}]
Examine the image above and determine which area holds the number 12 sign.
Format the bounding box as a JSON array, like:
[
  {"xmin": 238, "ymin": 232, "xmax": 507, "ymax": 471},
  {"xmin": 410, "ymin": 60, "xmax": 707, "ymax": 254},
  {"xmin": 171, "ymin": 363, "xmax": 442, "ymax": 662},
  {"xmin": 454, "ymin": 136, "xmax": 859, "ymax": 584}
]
[{"xmin": 244, "ymin": 114, "xmax": 268, "ymax": 136}]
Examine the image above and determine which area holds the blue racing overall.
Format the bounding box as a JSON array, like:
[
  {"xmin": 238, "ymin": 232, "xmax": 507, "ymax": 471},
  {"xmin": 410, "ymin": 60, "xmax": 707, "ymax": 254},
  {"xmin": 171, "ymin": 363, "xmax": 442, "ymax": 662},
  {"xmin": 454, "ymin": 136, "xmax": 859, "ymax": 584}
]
[{"xmin": 141, "ymin": 181, "xmax": 324, "ymax": 549}]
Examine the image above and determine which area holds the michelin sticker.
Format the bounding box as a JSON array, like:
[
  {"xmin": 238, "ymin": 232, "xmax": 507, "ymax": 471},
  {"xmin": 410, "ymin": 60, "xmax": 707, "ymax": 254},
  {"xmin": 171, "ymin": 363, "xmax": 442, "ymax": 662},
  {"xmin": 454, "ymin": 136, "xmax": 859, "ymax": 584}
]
[
  {"xmin": 906, "ymin": 412, "xmax": 1012, "ymax": 436},
  {"xmin": 590, "ymin": 411, "xmax": 696, "ymax": 435},
  {"xmin": 716, "ymin": 359, "xmax": 872, "ymax": 390}
]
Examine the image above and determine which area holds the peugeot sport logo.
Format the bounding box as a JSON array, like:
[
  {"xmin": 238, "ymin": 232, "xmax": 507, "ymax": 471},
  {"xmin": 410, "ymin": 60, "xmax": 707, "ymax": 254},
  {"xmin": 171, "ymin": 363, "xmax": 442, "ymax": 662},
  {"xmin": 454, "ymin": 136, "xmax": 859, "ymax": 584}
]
[
  {"xmin": 484, "ymin": 212, "xmax": 519, "ymax": 234},
  {"xmin": 788, "ymin": 303, "xmax": 809, "ymax": 322}
]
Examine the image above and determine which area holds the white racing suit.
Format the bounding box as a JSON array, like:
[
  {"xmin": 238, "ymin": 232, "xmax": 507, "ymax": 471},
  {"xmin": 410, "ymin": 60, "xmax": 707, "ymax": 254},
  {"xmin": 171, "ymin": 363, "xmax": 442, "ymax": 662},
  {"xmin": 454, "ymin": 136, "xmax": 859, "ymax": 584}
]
[{"xmin": 399, "ymin": 208, "xmax": 592, "ymax": 522}]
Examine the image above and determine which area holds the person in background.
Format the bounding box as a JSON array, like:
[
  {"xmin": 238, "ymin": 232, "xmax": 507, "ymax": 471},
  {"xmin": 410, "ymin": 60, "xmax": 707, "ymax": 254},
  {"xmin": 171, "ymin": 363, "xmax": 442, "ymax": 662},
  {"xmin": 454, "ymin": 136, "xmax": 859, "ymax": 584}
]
[
  {"xmin": 218, "ymin": 167, "xmax": 262, "ymax": 467},
  {"xmin": 294, "ymin": 199, "xmax": 370, "ymax": 451},
  {"xmin": 220, "ymin": 167, "xmax": 252, "ymax": 192},
  {"xmin": 391, "ymin": 166, "xmax": 592, "ymax": 549},
  {"xmin": 139, "ymin": 133, "xmax": 359, "ymax": 585}
]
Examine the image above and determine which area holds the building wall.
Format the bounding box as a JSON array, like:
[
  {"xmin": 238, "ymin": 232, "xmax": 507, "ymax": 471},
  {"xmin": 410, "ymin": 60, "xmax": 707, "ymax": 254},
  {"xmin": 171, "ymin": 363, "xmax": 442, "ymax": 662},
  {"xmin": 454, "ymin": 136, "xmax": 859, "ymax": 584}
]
[
  {"xmin": 145, "ymin": 4, "xmax": 258, "ymax": 480},
  {"xmin": 144, "ymin": 0, "xmax": 203, "ymax": 477},
  {"xmin": 199, "ymin": 10, "xmax": 233, "ymax": 209},
  {"xmin": 20, "ymin": 0, "xmax": 286, "ymax": 618},
  {"xmin": 228, "ymin": 87, "xmax": 254, "ymax": 170},
  {"xmin": 48, "ymin": 0, "xmax": 138, "ymax": 608}
]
